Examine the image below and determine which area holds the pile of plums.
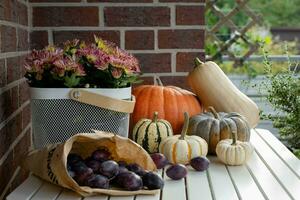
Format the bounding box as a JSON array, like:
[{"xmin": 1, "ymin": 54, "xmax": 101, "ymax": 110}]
[
  {"xmin": 150, "ymin": 153, "xmax": 210, "ymax": 180},
  {"xmin": 67, "ymin": 149, "xmax": 164, "ymax": 191}
]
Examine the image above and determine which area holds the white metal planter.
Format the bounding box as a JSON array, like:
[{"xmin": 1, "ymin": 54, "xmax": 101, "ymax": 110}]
[{"xmin": 30, "ymin": 87, "xmax": 135, "ymax": 149}]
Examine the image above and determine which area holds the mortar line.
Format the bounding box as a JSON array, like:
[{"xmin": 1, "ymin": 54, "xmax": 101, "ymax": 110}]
[
  {"xmin": 0, "ymin": 51, "xmax": 31, "ymax": 59},
  {"xmin": 120, "ymin": 30, "xmax": 125, "ymax": 49},
  {"xmin": 29, "ymin": 2, "xmax": 206, "ymax": 7},
  {"xmin": 154, "ymin": 29, "xmax": 158, "ymax": 50},
  {"xmin": 171, "ymin": 52, "xmax": 176, "ymax": 73},
  {"xmin": 170, "ymin": 4, "xmax": 176, "ymax": 27},
  {"xmin": 0, "ymin": 20, "xmax": 30, "ymax": 31},
  {"xmin": 142, "ymin": 72, "xmax": 188, "ymax": 77},
  {"xmin": 48, "ymin": 30, "xmax": 54, "ymax": 45}
]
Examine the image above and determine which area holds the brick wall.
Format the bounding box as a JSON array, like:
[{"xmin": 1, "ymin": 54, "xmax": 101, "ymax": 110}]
[
  {"xmin": 0, "ymin": 0, "xmax": 31, "ymax": 198},
  {"xmin": 30, "ymin": 0, "xmax": 206, "ymax": 89}
]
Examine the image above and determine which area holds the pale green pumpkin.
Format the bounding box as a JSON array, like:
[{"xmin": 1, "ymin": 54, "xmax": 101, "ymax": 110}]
[{"xmin": 132, "ymin": 112, "xmax": 173, "ymax": 153}]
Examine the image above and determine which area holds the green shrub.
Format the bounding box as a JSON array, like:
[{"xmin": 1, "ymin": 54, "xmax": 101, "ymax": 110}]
[{"xmin": 257, "ymin": 50, "xmax": 300, "ymax": 157}]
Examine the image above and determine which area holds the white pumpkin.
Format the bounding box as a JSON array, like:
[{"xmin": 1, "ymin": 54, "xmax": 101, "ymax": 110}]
[
  {"xmin": 132, "ymin": 111, "xmax": 173, "ymax": 153},
  {"xmin": 159, "ymin": 112, "xmax": 208, "ymax": 164},
  {"xmin": 216, "ymin": 131, "xmax": 254, "ymax": 165}
]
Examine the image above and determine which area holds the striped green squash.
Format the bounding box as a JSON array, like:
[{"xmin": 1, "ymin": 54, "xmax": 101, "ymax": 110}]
[{"xmin": 132, "ymin": 112, "xmax": 173, "ymax": 153}]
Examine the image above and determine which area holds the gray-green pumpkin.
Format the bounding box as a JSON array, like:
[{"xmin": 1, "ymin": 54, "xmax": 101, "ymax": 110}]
[
  {"xmin": 133, "ymin": 112, "xmax": 173, "ymax": 153},
  {"xmin": 188, "ymin": 106, "xmax": 251, "ymax": 154}
]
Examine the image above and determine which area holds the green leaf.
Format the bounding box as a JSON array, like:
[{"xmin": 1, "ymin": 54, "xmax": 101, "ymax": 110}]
[{"xmin": 64, "ymin": 74, "xmax": 81, "ymax": 88}]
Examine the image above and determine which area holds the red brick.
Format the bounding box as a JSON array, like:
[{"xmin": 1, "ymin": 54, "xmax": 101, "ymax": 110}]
[
  {"xmin": 0, "ymin": 113, "xmax": 22, "ymax": 157},
  {"xmin": 176, "ymin": 52, "xmax": 205, "ymax": 72},
  {"xmin": 53, "ymin": 31, "xmax": 120, "ymax": 46},
  {"xmin": 134, "ymin": 53, "xmax": 171, "ymax": 73},
  {"xmin": 19, "ymin": 83, "xmax": 30, "ymax": 105},
  {"xmin": 30, "ymin": 0, "xmax": 80, "ymax": 1},
  {"xmin": 12, "ymin": 86, "xmax": 19, "ymax": 109},
  {"xmin": 7, "ymin": 57, "xmax": 21, "ymax": 84},
  {"xmin": 160, "ymin": 0, "xmax": 204, "ymax": 2},
  {"xmin": 19, "ymin": 55, "xmax": 27, "ymax": 77},
  {"xmin": 125, "ymin": 31, "xmax": 154, "ymax": 50},
  {"xmin": 21, "ymin": 104, "xmax": 31, "ymax": 129},
  {"xmin": 17, "ymin": 1, "xmax": 28, "ymax": 26},
  {"xmin": 0, "ymin": 91, "xmax": 10, "ymax": 122},
  {"xmin": 176, "ymin": 6, "xmax": 204, "ymax": 25},
  {"xmin": 13, "ymin": 130, "xmax": 31, "ymax": 169},
  {"xmin": 0, "ymin": 0, "xmax": 18, "ymax": 22},
  {"xmin": 133, "ymin": 77, "xmax": 154, "ymax": 88},
  {"xmin": 33, "ymin": 7, "xmax": 99, "ymax": 27},
  {"xmin": 0, "ymin": 1, "xmax": 28, "ymax": 25},
  {"xmin": 0, "ymin": 59, "xmax": 6, "ymax": 87},
  {"xmin": 104, "ymin": 7, "xmax": 170, "ymax": 27},
  {"xmin": 10, "ymin": 113, "xmax": 23, "ymax": 142},
  {"xmin": 0, "ymin": 152, "xmax": 14, "ymax": 194},
  {"xmin": 0, "ymin": 87, "xmax": 19, "ymax": 123},
  {"xmin": 0, "ymin": 126, "xmax": 9, "ymax": 159},
  {"xmin": 158, "ymin": 29, "xmax": 204, "ymax": 49},
  {"xmin": 10, "ymin": 167, "xmax": 29, "ymax": 195},
  {"xmin": 89, "ymin": 0, "xmax": 152, "ymax": 1},
  {"xmin": 0, "ymin": 26, "xmax": 16, "ymax": 52},
  {"xmin": 160, "ymin": 76, "xmax": 190, "ymax": 90},
  {"xmin": 30, "ymin": 31, "xmax": 49, "ymax": 50},
  {"xmin": 0, "ymin": 127, "xmax": 30, "ymax": 197},
  {"xmin": 17, "ymin": 29, "xmax": 29, "ymax": 51}
]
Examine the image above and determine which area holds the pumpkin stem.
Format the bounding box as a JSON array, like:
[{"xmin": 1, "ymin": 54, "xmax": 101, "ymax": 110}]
[
  {"xmin": 208, "ymin": 106, "xmax": 220, "ymax": 119},
  {"xmin": 154, "ymin": 75, "xmax": 164, "ymax": 86},
  {"xmin": 231, "ymin": 131, "xmax": 237, "ymax": 145},
  {"xmin": 194, "ymin": 57, "xmax": 204, "ymax": 68},
  {"xmin": 179, "ymin": 112, "xmax": 189, "ymax": 140},
  {"xmin": 153, "ymin": 112, "xmax": 159, "ymax": 122}
]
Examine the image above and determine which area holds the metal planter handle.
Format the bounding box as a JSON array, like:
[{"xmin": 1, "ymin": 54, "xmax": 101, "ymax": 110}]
[{"xmin": 70, "ymin": 89, "xmax": 136, "ymax": 113}]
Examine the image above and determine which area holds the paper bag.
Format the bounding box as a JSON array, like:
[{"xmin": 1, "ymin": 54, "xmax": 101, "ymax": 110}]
[{"xmin": 23, "ymin": 131, "xmax": 158, "ymax": 196}]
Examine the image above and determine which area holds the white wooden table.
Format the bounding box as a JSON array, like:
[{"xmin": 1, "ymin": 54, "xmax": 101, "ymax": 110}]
[{"xmin": 6, "ymin": 129, "xmax": 300, "ymax": 200}]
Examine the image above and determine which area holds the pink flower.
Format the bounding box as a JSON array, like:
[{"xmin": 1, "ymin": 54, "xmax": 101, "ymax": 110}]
[
  {"xmin": 109, "ymin": 47, "xmax": 141, "ymax": 74},
  {"xmin": 111, "ymin": 67, "xmax": 123, "ymax": 79},
  {"xmin": 77, "ymin": 45, "xmax": 110, "ymax": 70},
  {"xmin": 52, "ymin": 57, "xmax": 86, "ymax": 77}
]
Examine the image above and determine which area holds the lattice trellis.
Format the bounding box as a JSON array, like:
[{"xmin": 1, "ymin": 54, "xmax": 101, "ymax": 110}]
[{"xmin": 206, "ymin": 0, "xmax": 262, "ymax": 67}]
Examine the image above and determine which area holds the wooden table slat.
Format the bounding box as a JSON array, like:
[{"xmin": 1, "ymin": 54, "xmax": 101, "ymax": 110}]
[
  {"xmin": 246, "ymin": 151, "xmax": 292, "ymax": 200},
  {"xmin": 185, "ymin": 166, "xmax": 213, "ymax": 200},
  {"xmin": 6, "ymin": 129, "xmax": 300, "ymax": 200},
  {"xmin": 6, "ymin": 176, "xmax": 43, "ymax": 200},
  {"xmin": 84, "ymin": 195, "xmax": 108, "ymax": 200},
  {"xmin": 255, "ymin": 129, "xmax": 300, "ymax": 177},
  {"xmin": 251, "ymin": 130, "xmax": 300, "ymax": 199},
  {"xmin": 109, "ymin": 196, "xmax": 135, "ymax": 200},
  {"xmin": 56, "ymin": 189, "xmax": 82, "ymax": 200},
  {"xmin": 207, "ymin": 157, "xmax": 239, "ymax": 200},
  {"xmin": 30, "ymin": 182, "xmax": 62, "ymax": 200},
  {"xmin": 227, "ymin": 165, "xmax": 265, "ymax": 200},
  {"xmin": 161, "ymin": 166, "xmax": 186, "ymax": 200}
]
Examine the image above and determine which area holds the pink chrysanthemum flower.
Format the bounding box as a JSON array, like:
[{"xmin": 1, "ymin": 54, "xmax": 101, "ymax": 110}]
[
  {"xmin": 109, "ymin": 47, "xmax": 141, "ymax": 74},
  {"xmin": 52, "ymin": 57, "xmax": 85, "ymax": 77},
  {"xmin": 24, "ymin": 46, "xmax": 64, "ymax": 80},
  {"xmin": 77, "ymin": 45, "xmax": 110, "ymax": 70}
]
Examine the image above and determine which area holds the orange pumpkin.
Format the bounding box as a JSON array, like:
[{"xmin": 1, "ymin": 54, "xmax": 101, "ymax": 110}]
[{"xmin": 131, "ymin": 77, "xmax": 202, "ymax": 135}]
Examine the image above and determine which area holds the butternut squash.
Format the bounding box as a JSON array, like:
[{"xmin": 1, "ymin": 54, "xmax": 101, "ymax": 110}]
[{"xmin": 187, "ymin": 58, "xmax": 260, "ymax": 128}]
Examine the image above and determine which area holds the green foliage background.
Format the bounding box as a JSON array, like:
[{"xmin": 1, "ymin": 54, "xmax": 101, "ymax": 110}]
[{"xmin": 249, "ymin": 0, "xmax": 300, "ymax": 27}]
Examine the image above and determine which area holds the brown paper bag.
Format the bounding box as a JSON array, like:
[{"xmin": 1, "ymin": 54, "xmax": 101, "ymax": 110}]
[{"xmin": 23, "ymin": 131, "xmax": 158, "ymax": 196}]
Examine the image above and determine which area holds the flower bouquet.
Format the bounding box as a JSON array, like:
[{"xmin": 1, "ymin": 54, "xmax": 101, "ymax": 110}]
[
  {"xmin": 24, "ymin": 36, "xmax": 141, "ymax": 88},
  {"xmin": 25, "ymin": 36, "xmax": 140, "ymax": 149}
]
